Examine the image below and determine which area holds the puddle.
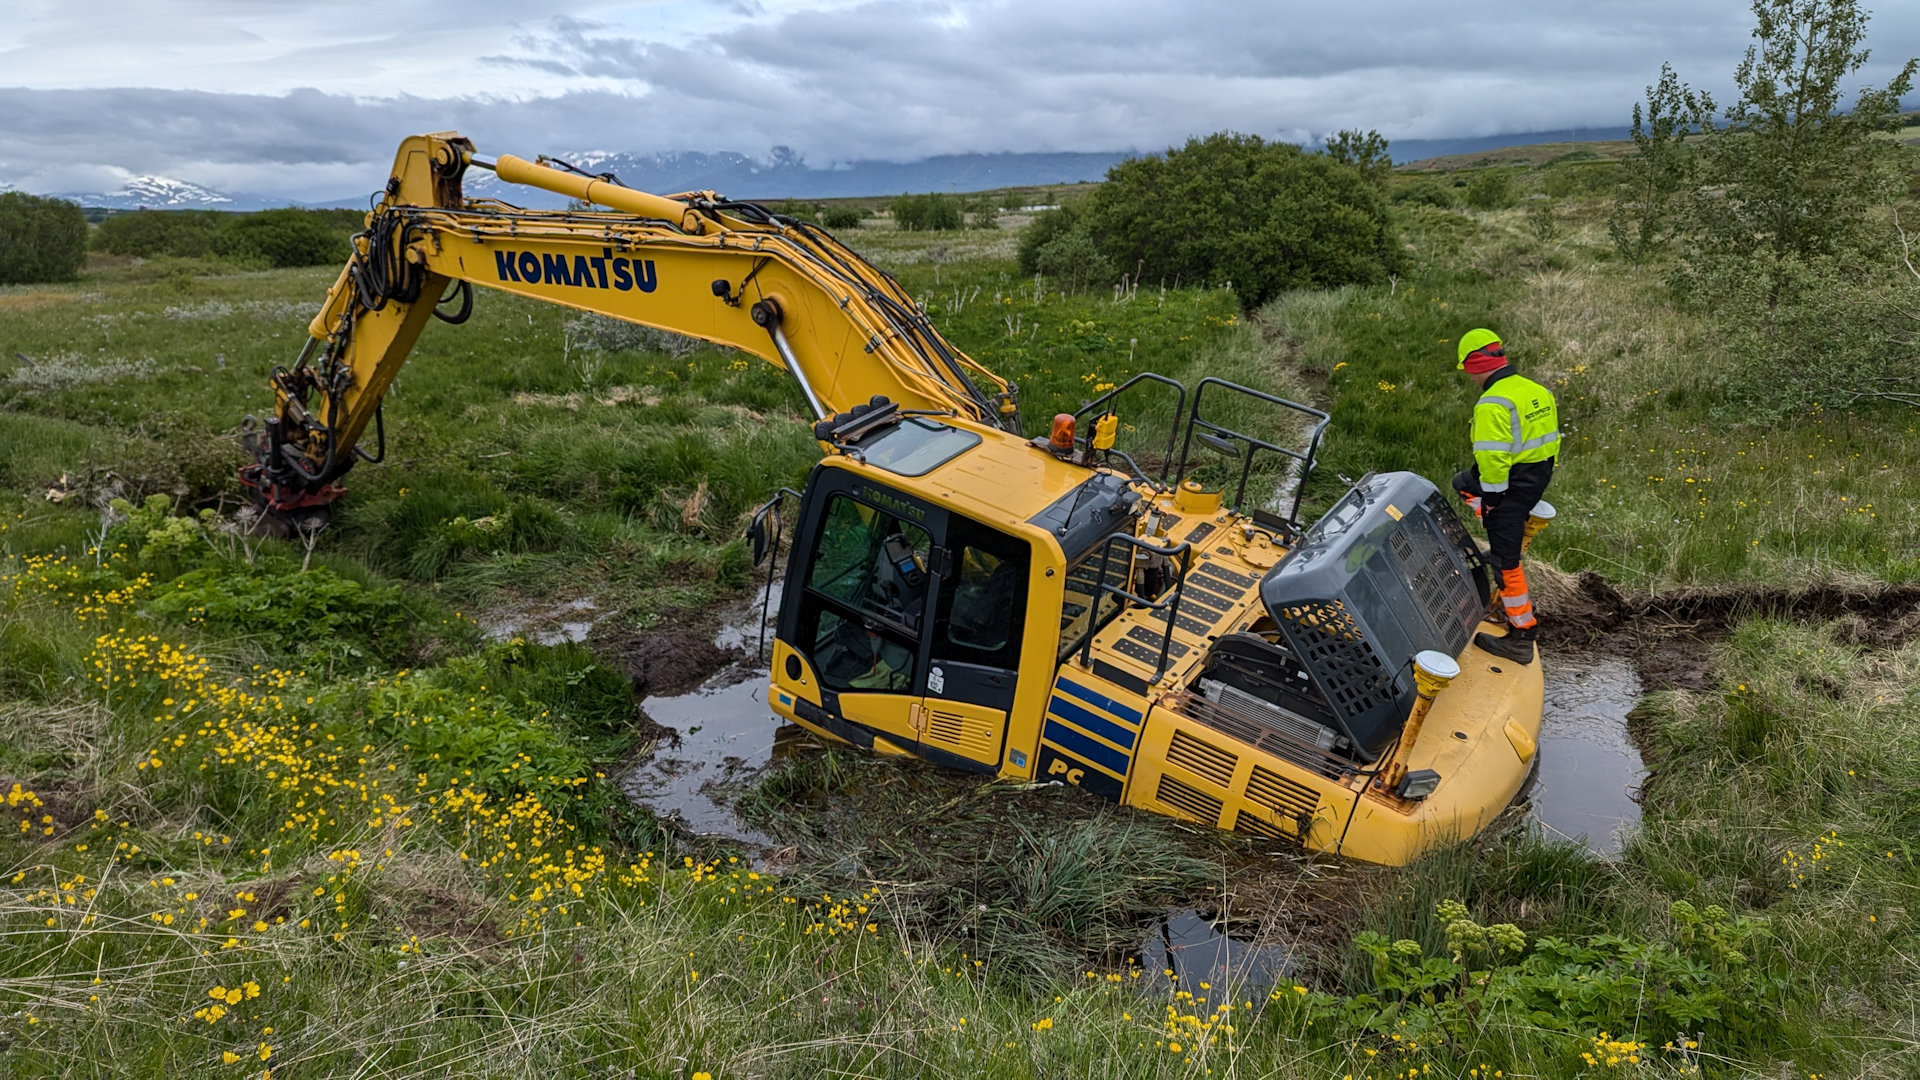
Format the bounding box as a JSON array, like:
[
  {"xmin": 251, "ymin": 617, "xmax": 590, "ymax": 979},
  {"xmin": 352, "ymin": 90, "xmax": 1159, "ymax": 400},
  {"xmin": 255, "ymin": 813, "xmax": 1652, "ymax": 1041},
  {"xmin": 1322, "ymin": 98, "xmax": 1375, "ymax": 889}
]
[
  {"xmin": 483, "ymin": 597, "xmax": 600, "ymax": 646},
  {"xmin": 618, "ymin": 581, "xmax": 797, "ymax": 843},
  {"xmin": 1526, "ymin": 655, "xmax": 1647, "ymax": 856},
  {"xmin": 1141, "ymin": 908, "xmax": 1294, "ymax": 1003},
  {"xmin": 715, "ymin": 580, "xmax": 782, "ymax": 655},
  {"xmin": 620, "ymin": 667, "xmax": 783, "ymax": 842}
]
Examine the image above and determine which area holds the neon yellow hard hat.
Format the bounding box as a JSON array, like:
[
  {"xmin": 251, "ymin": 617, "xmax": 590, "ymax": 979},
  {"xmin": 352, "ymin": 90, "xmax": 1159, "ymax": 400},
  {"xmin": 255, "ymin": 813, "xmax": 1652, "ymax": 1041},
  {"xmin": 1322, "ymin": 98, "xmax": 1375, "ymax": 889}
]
[{"xmin": 1456, "ymin": 328, "xmax": 1502, "ymax": 369}]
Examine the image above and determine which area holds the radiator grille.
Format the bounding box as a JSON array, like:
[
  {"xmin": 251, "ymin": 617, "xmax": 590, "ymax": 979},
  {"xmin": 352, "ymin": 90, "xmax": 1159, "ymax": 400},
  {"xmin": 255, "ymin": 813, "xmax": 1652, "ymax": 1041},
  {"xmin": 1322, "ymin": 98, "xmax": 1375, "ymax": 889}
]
[
  {"xmin": 1245, "ymin": 765, "xmax": 1319, "ymax": 819},
  {"xmin": 1170, "ymin": 692, "xmax": 1349, "ymax": 781},
  {"xmin": 1155, "ymin": 775, "xmax": 1224, "ymax": 826},
  {"xmin": 1232, "ymin": 809, "xmax": 1292, "ymax": 840},
  {"xmin": 1166, "ymin": 730, "xmax": 1238, "ymax": 788}
]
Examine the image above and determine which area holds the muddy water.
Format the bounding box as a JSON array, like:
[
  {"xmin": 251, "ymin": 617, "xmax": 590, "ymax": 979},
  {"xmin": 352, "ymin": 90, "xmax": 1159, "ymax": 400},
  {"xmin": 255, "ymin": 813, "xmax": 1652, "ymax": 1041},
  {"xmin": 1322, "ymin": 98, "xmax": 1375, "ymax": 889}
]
[
  {"xmin": 1526, "ymin": 655, "xmax": 1647, "ymax": 856},
  {"xmin": 715, "ymin": 581, "xmax": 783, "ymax": 653},
  {"xmin": 1141, "ymin": 909, "xmax": 1294, "ymax": 1002},
  {"xmin": 484, "ymin": 597, "xmax": 599, "ymax": 645},
  {"xmin": 620, "ymin": 667, "xmax": 785, "ymax": 842},
  {"xmin": 619, "ymin": 580, "xmax": 786, "ymax": 841}
]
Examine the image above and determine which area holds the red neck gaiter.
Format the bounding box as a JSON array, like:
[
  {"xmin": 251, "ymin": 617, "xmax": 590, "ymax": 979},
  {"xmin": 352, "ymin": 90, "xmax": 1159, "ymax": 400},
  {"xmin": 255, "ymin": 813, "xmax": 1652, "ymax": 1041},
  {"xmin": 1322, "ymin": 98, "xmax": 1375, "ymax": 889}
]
[{"xmin": 1463, "ymin": 345, "xmax": 1506, "ymax": 375}]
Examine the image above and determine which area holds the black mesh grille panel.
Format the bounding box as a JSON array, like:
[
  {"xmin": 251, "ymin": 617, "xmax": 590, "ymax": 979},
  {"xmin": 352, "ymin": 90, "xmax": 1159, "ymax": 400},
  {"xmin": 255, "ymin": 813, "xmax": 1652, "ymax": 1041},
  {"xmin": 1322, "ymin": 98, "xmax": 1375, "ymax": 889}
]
[
  {"xmin": 1390, "ymin": 516, "xmax": 1478, "ymax": 656},
  {"xmin": 1274, "ymin": 600, "xmax": 1396, "ymax": 722},
  {"xmin": 1156, "ymin": 775, "xmax": 1224, "ymax": 826},
  {"xmin": 1166, "ymin": 730, "xmax": 1238, "ymax": 788},
  {"xmin": 1426, "ymin": 491, "xmax": 1490, "ymax": 603}
]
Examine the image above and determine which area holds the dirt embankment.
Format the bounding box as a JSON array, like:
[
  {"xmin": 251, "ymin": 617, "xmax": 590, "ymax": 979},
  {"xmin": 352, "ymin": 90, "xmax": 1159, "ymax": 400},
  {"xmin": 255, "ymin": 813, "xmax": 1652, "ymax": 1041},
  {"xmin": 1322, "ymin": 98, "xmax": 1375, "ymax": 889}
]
[{"xmin": 1537, "ymin": 568, "xmax": 1920, "ymax": 690}]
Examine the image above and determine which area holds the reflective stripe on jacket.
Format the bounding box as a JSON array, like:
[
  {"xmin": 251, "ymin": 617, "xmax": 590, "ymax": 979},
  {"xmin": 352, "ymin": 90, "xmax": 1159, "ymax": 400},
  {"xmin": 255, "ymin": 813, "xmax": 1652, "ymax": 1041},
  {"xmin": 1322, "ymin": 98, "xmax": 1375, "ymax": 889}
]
[{"xmin": 1472, "ymin": 369, "xmax": 1559, "ymax": 492}]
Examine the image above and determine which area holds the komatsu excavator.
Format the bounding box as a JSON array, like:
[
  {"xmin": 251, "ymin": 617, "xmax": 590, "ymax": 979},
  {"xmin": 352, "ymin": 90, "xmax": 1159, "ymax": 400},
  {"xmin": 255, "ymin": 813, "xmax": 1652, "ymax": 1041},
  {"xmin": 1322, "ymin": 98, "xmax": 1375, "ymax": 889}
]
[{"xmin": 242, "ymin": 132, "xmax": 1545, "ymax": 866}]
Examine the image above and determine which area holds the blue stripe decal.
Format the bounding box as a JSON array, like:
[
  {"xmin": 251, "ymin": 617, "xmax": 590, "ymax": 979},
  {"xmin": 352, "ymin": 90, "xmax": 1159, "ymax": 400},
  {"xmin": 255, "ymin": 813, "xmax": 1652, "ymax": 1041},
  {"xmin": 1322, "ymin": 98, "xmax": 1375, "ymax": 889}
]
[
  {"xmin": 1047, "ymin": 697, "xmax": 1137, "ymax": 751},
  {"xmin": 1056, "ymin": 678, "xmax": 1143, "ymax": 725},
  {"xmin": 1042, "ymin": 721, "xmax": 1131, "ymax": 776}
]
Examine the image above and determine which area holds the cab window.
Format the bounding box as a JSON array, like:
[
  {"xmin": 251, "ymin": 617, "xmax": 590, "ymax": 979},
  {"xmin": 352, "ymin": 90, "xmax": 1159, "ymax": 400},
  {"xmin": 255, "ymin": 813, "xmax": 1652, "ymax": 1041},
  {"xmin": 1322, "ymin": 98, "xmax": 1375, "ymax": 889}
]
[
  {"xmin": 799, "ymin": 494, "xmax": 931, "ymax": 693},
  {"xmin": 933, "ymin": 516, "xmax": 1029, "ymax": 670}
]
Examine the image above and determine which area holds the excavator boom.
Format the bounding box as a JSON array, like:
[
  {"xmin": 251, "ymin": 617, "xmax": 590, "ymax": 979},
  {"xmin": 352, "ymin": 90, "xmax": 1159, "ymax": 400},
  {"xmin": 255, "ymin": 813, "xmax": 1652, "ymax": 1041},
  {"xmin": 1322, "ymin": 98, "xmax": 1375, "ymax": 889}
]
[{"xmin": 243, "ymin": 133, "xmax": 1017, "ymax": 521}]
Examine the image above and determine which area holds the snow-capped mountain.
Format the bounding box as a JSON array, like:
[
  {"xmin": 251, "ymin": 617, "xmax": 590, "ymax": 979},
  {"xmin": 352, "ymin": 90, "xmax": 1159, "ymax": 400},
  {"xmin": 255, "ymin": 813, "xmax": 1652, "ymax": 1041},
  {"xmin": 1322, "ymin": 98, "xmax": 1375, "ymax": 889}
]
[
  {"xmin": 458, "ymin": 149, "xmax": 1132, "ymax": 206},
  {"xmin": 47, "ymin": 175, "xmax": 294, "ymax": 211}
]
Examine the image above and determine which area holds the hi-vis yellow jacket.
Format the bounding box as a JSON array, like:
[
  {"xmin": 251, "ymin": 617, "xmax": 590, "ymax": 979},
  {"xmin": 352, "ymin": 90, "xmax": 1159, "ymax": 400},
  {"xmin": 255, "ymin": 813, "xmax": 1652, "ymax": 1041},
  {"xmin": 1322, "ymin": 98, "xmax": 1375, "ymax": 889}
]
[{"xmin": 1473, "ymin": 371, "xmax": 1559, "ymax": 492}]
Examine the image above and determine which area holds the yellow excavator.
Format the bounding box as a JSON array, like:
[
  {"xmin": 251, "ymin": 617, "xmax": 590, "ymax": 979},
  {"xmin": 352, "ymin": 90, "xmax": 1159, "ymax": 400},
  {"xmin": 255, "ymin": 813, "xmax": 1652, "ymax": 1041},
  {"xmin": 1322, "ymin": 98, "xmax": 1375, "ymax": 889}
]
[{"xmin": 242, "ymin": 132, "xmax": 1545, "ymax": 866}]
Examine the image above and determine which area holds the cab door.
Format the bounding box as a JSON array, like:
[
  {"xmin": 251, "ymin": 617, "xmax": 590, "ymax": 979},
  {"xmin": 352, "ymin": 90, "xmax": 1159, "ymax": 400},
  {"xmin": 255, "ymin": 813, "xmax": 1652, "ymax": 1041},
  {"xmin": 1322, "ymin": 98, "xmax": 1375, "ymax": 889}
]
[
  {"xmin": 917, "ymin": 514, "xmax": 1031, "ymax": 771},
  {"xmin": 785, "ymin": 480, "xmax": 943, "ymax": 754}
]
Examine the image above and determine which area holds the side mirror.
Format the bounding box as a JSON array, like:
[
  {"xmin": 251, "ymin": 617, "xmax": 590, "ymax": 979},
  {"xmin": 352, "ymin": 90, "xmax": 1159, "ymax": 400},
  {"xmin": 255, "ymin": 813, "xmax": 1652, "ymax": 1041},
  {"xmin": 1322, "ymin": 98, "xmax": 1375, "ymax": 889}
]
[{"xmin": 746, "ymin": 514, "xmax": 770, "ymax": 567}]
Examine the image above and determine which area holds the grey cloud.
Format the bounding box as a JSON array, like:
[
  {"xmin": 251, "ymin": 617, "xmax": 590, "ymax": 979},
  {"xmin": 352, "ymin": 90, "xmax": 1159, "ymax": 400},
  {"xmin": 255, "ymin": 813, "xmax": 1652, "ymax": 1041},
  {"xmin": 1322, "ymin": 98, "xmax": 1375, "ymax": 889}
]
[{"xmin": 2, "ymin": 0, "xmax": 1915, "ymax": 202}]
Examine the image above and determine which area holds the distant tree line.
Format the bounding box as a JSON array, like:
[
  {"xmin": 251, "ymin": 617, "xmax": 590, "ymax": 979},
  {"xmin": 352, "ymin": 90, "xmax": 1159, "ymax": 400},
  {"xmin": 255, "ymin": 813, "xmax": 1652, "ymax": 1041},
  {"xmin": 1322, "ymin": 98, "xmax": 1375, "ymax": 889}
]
[
  {"xmin": 93, "ymin": 208, "xmax": 361, "ymax": 268},
  {"xmin": 0, "ymin": 193, "xmax": 88, "ymax": 284}
]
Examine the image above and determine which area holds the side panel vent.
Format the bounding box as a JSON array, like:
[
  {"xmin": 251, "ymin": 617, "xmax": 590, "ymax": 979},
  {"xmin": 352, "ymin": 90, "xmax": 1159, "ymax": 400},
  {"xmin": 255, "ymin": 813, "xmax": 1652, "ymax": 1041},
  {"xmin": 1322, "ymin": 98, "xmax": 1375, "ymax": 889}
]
[
  {"xmin": 925, "ymin": 708, "xmax": 997, "ymax": 759},
  {"xmin": 1245, "ymin": 765, "xmax": 1318, "ymax": 819},
  {"xmin": 1155, "ymin": 775, "xmax": 1224, "ymax": 826},
  {"xmin": 1232, "ymin": 809, "xmax": 1292, "ymax": 840},
  {"xmin": 1166, "ymin": 730, "xmax": 1238, "ymax": 788}
]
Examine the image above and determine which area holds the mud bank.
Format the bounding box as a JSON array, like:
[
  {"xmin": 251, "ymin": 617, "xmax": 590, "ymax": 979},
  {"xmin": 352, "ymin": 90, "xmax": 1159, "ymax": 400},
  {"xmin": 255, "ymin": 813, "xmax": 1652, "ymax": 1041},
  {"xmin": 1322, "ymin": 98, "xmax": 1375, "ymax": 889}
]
[{"xmin": 1539, "ymin": 571, "xmax": 1920, "ymax": 692}]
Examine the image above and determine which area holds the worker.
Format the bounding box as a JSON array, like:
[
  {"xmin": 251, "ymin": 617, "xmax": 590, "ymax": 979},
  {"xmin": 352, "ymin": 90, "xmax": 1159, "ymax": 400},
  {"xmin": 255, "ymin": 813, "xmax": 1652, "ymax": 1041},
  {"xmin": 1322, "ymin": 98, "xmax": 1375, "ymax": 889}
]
[{"xmin": 1452, "ymin": 328, "xmax": 1557, "ymax": 664}]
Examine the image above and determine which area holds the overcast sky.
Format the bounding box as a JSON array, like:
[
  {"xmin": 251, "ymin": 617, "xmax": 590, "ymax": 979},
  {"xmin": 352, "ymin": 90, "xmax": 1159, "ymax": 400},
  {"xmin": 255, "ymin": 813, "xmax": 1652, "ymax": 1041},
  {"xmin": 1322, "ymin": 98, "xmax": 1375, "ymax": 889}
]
[{"xmin": 2, "ymin": 0, "xmax": 1914, "ymax": 200}]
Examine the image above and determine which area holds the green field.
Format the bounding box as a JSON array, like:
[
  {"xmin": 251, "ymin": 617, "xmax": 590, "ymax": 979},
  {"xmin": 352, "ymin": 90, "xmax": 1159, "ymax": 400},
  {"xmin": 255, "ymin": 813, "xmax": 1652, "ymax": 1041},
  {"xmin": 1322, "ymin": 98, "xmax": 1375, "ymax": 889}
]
[{"xmin": 1, "ymin": 168, "xmax": 1916, "ymax": 1078}]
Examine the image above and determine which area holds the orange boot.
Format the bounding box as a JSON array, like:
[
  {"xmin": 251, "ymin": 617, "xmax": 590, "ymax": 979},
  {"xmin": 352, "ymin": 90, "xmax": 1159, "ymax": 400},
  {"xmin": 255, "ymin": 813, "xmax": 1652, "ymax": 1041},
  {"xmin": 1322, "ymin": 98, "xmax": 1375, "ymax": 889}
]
[{"xmin": 1475, "ymin": 566, "xmax": 1538, "ymax": 664}]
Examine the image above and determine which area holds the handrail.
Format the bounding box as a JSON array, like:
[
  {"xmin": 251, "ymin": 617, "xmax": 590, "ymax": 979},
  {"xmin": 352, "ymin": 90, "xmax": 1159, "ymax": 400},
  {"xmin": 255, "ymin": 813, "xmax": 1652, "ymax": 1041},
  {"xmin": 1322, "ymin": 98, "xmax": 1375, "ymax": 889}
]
[
  {"xmin": 1174, "ymin": 377, "xmax": 1330, "ymax": 529},
  {"xmin": 1076, "ymin": 532, "xmax": 1194, "ymax": 679},
  {"xmin": 1072, "ymin": 373, "xmax": 1187, "ymax": 484}
]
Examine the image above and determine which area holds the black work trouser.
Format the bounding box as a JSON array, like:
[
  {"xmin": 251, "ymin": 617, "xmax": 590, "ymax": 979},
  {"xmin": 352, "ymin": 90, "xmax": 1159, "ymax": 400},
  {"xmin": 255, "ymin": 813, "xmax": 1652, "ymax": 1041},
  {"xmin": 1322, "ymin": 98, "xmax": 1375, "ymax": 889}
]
[{"xmin": 1451, "ymin": 459, "xmax": 1554, "ymax": 571}]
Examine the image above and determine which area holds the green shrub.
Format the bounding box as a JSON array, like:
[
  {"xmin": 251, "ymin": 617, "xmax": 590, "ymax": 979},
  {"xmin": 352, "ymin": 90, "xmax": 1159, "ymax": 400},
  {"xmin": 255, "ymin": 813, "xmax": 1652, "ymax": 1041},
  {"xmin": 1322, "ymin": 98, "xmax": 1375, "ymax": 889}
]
[
  {"xmin": 821, "ymin": 206, "xmax": 863, "ymax": 230},
  {"xmin": 92, "ymin": 210, "xmax": 225, "ymax": 259},
  {"xmin": 217, "ymin": 208, "xmax": 345, "ymax": 267},
  {"xmin": 1392, "ymin": 178, "xmax": 1459, "ymax": 209},
  {"xmin": 367, "ymin": 638, "xmax": 637, "ymax": 822},
  {"xmin": 94, "ymin": 207, "xmax": 352, "ymax": 267},
  {"xmin": 773, "ymin": 199, "xmax": 820, "ymax": 224},
  {"xmin": 1346, "ymin": 899, "xmax": 1773, "ymax": 1047},
  {"xmin": 1324, "ymin": 128, "xmax": 1393, "ymax": 187},
  {"xmin": 0, "ymin": 192, "xmax": 88, "ymax": 284},
  {"xmin": 1021, "ymin": 133, "xmax": 1400, "ymax": 308},
  {"xmin": 1020, "ymin": 212, "xmax": 1113, "ymax": 293},
  {"xmin": 1544, "ymin": 162, "xmax": 1621, "ymax": 198},
  {"xmin": 1465, "ymin": 169, "xmax": 1519, "ymax": 210},
  {"xmin": 147, "ymin": 565, "xmax": 413, "ymax": 665},
  {"xmin": 890, "ymin": 192, "xmax": 963, "ymax": 231}
]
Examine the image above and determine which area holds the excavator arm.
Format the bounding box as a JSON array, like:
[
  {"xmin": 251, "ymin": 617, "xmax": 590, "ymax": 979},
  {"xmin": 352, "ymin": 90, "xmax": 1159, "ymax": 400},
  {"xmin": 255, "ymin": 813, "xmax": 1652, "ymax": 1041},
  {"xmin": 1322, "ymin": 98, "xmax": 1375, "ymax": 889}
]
[{"xmin": 241, "ymin": 132, "xmax": 1020, "ymax": 526}]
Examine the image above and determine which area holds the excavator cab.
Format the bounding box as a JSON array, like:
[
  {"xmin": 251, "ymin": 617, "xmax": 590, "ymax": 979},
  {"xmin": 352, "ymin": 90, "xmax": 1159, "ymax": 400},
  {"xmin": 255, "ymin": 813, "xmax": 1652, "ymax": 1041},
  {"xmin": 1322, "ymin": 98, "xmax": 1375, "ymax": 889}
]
[{"xmin": 754, "ymin": 383, "xmax": 1542, "ymax": 866}]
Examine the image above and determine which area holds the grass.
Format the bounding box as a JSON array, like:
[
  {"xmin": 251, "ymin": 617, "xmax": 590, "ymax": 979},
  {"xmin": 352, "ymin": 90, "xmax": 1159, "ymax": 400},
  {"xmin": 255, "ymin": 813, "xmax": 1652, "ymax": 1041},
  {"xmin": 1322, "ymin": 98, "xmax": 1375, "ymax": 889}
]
[
  {"xmin": 1269, "ymin": 200, "xmax": 1920, "ymax": 588},
  {"xmin": 0, "ymin": 160, "xmax": 1917, "ymax": 1077}
]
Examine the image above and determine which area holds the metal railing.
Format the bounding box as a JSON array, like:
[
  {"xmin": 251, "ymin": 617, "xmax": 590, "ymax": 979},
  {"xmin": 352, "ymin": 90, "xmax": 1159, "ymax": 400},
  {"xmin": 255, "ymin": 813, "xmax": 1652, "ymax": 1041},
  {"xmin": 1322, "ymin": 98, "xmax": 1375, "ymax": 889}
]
[
  {"xmin": 1174, "ymin": 377, "xmax": 1330, "ymax": 530},
  {"xmin": 1072, "ymin": 373, "xmax": 1187, "ymax": 484},
  {"xmin": 1077, "ymin": 532, "xmax": 1195, "ymax": 679}
]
